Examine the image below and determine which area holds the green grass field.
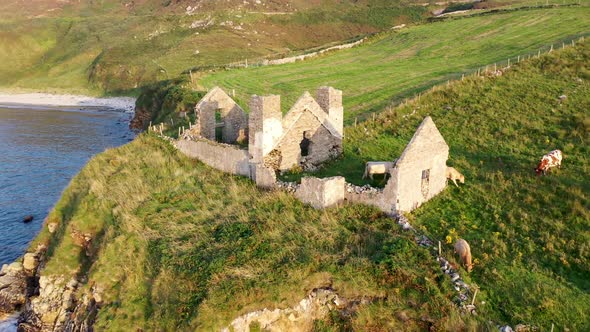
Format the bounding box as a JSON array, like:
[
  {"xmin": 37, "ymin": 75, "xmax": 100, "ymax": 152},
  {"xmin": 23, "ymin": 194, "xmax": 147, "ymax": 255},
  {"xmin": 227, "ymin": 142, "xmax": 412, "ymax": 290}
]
[{"xmin": 201, "ymin": 6, "xmax": 590, "ymax": 123}]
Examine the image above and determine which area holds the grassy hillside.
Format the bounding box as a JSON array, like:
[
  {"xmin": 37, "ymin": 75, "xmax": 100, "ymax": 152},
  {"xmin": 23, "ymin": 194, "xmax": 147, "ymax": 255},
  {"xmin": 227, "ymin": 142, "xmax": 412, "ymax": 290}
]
[
  {"xmin": 31, "ymin": 134, "xmax": 476, "ymax": 331},
  {"xmin": 200, "ymin": 6, "xmax": 590, "ymax": 122},
  {"xmin": 27, "ymin": 38, "xmax": 589, "ymax": 330},
  {"xmin": 326, "ymin": 41, "xmax": 589, "ymax": 329},
  {"xmin": 0, "ymin": 0, "xmax": 431, "ymax": 94}
]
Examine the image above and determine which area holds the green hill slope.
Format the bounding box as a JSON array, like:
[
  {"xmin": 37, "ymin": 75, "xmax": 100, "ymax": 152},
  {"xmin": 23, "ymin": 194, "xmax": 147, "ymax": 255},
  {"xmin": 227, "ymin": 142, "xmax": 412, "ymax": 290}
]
[
  {"xmin": 334, "ymin": 40, "xmax": 590, "ymax": 329},
  {"xmin": 200, "ymin": 6, "xmax": 590, "ymax": 122},
  {"xmin": 0, "ymin": 0, "xmax": 431, "ymax": 94},
  {"xmin": 30, "ymin": 135, "xmax": 469, "ymax": 331},
  {"xmin": 23, "ymin": 37, "xmax": 590, "ymax": 331}
]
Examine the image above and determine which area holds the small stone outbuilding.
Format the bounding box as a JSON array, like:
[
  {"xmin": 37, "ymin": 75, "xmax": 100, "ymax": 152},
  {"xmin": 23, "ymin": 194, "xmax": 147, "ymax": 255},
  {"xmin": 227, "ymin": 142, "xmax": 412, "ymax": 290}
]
[
  {"xmin": 193, "ymin": 87, "xmax": 248, "ymax": 144},
  {"xmin": 383, "ymin": 116, "xmax": 449, "ymax": 212},
  {"xmin": 249, "ymin": 87, "xmax": 343, "ymax": 172}
]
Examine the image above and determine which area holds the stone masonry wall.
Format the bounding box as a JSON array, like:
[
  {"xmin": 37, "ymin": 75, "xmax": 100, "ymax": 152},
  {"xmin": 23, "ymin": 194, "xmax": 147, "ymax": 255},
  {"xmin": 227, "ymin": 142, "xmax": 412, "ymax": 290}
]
[
  {"xmin": 195, "ymin": 87, "xmax": 248, "ymax": 144},
  {"xmin": 248, "ymin": 95, "xmax": 283, "ymax": 163},
  {"xmin": 295, "ymin": 176, "xmax": 345, "ymax": 209},
  {"xmin": 389, "ymin": 117, "xmax": 449, "ymax": 212},
  {"xmin": 199, "ymin": 101, "xmax": 217, "ymax": 140},
  {"xmin": 316, "ymin": 86, "xmax": 344, "ymax": 138},
  {"xmin": 175, "ymin": 139, "xmax": 251, "ymax": 177},
  {"xmin": 268, "ymin": 90, "xmax": 343, "ymax": 171}
]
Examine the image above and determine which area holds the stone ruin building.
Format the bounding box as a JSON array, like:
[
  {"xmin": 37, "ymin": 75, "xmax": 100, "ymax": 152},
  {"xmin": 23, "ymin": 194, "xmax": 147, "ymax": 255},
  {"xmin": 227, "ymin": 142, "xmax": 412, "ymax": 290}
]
[
  {"xmin": 177, "ymin": 86, "xmax": 449, "ymax": 214},
  {"xmin": 192, "ymin": 87, "xmax": 249, "ymax": 144},
  {"xmin": 187, "ymin": 86, "xmax": 343, "ymax": 172}
]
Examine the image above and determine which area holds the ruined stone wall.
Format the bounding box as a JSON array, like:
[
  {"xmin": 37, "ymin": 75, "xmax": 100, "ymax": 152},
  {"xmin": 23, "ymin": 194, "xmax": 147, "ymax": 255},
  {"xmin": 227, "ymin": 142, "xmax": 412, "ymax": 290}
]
[
  {"xmin": 194, "ymin": 87, "xmax": 248, "ymax": 144},
  {"xmin": 316, "ymin": 86, "xmax": 344, "ymax": 138},
  {"xmin": 248, "ymin": 95, "xmax": 283, "ymax": 163},
  {"xmin": 265, "ymin": 89, "xmax": 343, "ymax": 171},
  {"xmin": 198, "ymin": 101, "xmax": 217, "ymax": 141},
  {"xmin": 175, "ymin": 139, "xmax": 251, "ymax": 176},
  {"xmin": 295, "ymin": 176, "xmax": 345, "ymax": 209},
  {"xmin": 389, "ymin": 117, "xmax": 449, "ymax": 212}
]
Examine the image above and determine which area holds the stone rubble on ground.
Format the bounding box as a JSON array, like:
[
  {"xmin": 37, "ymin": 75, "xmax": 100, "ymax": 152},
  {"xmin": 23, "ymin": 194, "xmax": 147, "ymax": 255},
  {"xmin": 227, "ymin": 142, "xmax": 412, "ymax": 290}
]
[
  {"xmin": 395, "ymin": 213, "xmax": 476, "ymax": 315},
  {"xmin": 222, "ymin": 288, "xmax": 380, "ymax": 332},
  {"xmin": 276, "ymin": 181, "xmax": 299, "ymax": 193},
  {"xmin": 345, "ymin": 183, "xmax": 382, "ymax": 194}
]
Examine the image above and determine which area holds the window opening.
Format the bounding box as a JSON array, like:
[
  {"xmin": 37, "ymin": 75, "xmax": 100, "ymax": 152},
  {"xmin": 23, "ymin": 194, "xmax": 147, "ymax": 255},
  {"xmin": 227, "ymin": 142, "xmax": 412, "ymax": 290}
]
[
  {"xmin": 300, "ymin": 131, "xmax": 311, "ymax": 157},
  {"xmin": 421, "ymin": 169, "xmax": 430, "ymax": 198}
]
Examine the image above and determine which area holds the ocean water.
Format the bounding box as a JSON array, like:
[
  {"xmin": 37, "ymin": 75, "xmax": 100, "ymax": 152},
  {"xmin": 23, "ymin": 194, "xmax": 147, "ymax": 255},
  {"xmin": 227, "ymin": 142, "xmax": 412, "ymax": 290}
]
[{"xmin": 0, "ymin": 105, "xmax": 134, "ymax": 267}]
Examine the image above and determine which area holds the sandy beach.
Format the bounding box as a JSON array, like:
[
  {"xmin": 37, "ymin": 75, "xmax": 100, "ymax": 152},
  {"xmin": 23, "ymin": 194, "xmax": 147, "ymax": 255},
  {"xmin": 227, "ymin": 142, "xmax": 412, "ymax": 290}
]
[{"xmin": 0, "ymin": 93, "xmax": 136, "ymax": 112}]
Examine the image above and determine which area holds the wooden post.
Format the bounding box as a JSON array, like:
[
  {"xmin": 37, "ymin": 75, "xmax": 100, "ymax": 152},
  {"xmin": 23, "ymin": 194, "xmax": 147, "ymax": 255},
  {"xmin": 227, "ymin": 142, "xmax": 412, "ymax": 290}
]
[
  {"xmin": 171, "ymin": 118, "xmax": 174, "ymax": 126},
  {"xmin": 494, "ymin": 63, "xmax": 497, "ymax": 72},
  {"xmin": 354, "ymin": 117, "xmax": 358, "ymax": 127},
  {"xmin": 562, "ymin": 42, "xmax": 565, "ymax": 49},
  {"xmin": 232, "ymin": 89, "xmax": 235, "ymax": 97},
  {"xmin": 551, "ymin": 323, "xmax": 554, "ymax": 332},
  {"xmin": 550, "ymin": 44, "xmax": 553, "ymax": 52},
  {"xmin": 462, "ymin": 74, "xmax": 464, "ymax": 81},
  {"xmin": 438, "ymin": 241, "xmax": 442, "ymax": 256},
  {"xmin": 507, "ymin": 58, "xmax": 510, "ymax": 67},
  {"xmin": 517, "ymin": 55, "xmax": 520, "ymax": 62},
  {"xmin": 538, "ymin": 49, "xmax": 541, "ymax": 57},
  {"xmin": 471, "ymin": 289, "xmax": 478, "ymax": 306},
  {"xmin": 189, "ymin": 70, "xmax": 194, "ymax": 84},
  {"xmin": 372, "ymin": 113, "xmax": 376, "ymax": 122},
  {"xmin": 178, "ymin": 127, "xmax": 181, "ymax": 137}
]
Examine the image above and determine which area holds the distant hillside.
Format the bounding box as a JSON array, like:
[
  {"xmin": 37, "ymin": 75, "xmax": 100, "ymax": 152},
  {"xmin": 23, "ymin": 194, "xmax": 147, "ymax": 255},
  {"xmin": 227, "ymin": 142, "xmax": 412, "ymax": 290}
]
[{"xmin": 0, "ymin": 0, "xmax": 432, "ymax": 94}]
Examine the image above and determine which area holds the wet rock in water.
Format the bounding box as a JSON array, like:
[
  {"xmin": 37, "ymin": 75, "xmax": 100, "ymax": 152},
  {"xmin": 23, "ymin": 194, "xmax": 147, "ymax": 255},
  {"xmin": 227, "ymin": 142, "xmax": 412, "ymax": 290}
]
[{"xmin": 22, "ymin": 215, "xmax": 34, "ymax": 223}]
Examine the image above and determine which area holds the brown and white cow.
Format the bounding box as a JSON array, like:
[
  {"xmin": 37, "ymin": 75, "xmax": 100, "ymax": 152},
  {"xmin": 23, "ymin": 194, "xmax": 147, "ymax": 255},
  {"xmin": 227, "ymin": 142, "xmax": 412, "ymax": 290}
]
[{"xmin": 534, "ymin": 149, "xmax": 562, "ymax": 175}]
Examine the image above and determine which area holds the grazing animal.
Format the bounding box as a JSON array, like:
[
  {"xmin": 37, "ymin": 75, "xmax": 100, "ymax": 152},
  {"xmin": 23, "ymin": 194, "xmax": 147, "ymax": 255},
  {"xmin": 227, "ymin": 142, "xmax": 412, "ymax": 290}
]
[
  {"xmin": 363, "ymin": 161, "xmax": 395, "ymax": 180},
  {"xmin": 534, "ymin": 149, "xmax": 562, "ymax": 175},
  {"xmin": 454, "ymin": 239, "xmax": 473, "ymax": 273},
  {"xmin": 445, "ymin": 167, "xmax": 465, "ymax": 187}
]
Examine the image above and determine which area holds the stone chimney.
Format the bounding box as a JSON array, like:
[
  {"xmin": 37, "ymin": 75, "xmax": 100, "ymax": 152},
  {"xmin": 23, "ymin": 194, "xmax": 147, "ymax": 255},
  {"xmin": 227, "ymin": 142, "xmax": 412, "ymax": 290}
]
[
  {"xmin": 248, "ymin": 95, "xmax": 283, "ymax": 163},
  {"xmin": 317, "ymin": 86, "xmax": 343, "ymax": 137}
]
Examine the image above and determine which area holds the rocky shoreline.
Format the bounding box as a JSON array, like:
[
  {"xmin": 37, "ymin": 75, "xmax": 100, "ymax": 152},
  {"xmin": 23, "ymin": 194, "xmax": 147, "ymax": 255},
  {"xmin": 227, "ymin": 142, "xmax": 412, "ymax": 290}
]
[{"xmin": 0, "ymin": 93, "xmax": 136, "ymax": 112}]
